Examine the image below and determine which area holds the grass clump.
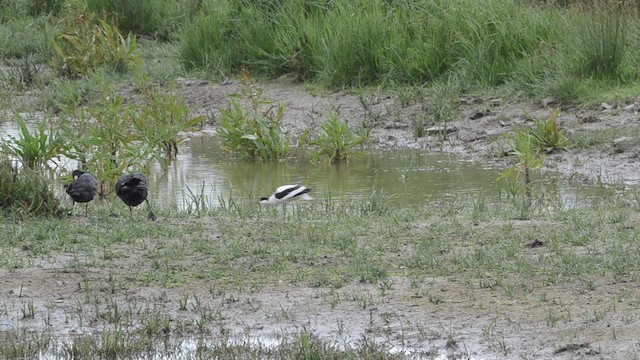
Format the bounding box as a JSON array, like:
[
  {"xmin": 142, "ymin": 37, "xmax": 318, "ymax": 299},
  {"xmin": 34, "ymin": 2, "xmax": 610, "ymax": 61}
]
[
  {"xmin": 86, "ymin": 0, "xmax": 187, "ymax": 40},
  {"xmin": 572, "ymin": 10, "xmax": 630, "ymax": 80},
  {"xmin": 529, "ymin": 109, "xmax": 570, "ymax": 152},
  {"xmin": 309, "ymin": 113, "xmax": 369, "ymax": 163},
  {"xmin": 0, "ymin": 154, "xmax": 60, "ymax": 217},
  {"xmin": 217, "ymin": 78, "xmax": 290, "ymax": 160}
]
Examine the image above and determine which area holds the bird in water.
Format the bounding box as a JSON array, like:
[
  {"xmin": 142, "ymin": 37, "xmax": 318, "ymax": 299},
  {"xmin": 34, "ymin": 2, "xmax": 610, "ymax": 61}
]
[
  {"xmin": 64, "ymin": 169, "xmax": 98, "ymax": 217},
  {"xmin": 259, "ymin": 184, "xmax": 313, "ymax": 205},
  {"xmin": 115, "ymin": 173, "xmax": 156, "ymax": 220}
]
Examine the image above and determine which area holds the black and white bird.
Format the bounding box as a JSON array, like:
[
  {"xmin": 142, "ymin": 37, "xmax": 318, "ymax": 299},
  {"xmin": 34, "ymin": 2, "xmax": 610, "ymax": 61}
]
[
  {"xmin": 115, "ymin": 173, "xmax": 156, "ymax": 220},
  {"xmin": 259, "ymin": 184, "xmax": 313, "ymax": 205},
  {"xmin": 65, "ymin": 169, "xmax": 98, "ymax": 217}
]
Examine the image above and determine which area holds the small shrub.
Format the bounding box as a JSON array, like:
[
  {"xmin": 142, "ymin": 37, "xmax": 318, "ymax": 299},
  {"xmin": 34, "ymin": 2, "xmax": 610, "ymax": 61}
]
[
  {"xmin": 309, "ymin": 113, "xmax": 369, "ymax": 163},
  {"xmin": 217, "ymin": 79, "xmax": 290, "ymax": 160},
  {"xmin": 498, "ymin": 127, "xmax": 546, "ymax": 218}
]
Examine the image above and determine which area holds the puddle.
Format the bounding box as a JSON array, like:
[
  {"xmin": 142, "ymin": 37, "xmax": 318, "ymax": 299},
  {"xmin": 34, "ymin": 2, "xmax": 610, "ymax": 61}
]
[{"xmin": 1, "ymin": 120, "xmax": 612, "ymax": 211}]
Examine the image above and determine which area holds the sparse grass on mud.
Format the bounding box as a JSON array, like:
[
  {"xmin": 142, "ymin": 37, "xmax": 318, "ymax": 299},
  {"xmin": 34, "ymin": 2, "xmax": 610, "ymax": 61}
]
[{"xmin": 2, "ymin": 187, "xmax": 640, "ymax": 357}]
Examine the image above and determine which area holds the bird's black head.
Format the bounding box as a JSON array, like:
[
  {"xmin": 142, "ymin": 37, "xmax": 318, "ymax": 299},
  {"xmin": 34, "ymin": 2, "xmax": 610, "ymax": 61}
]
[{"xmin": 71, "ymin": 169, "xmax": 85, "ymax": 179}]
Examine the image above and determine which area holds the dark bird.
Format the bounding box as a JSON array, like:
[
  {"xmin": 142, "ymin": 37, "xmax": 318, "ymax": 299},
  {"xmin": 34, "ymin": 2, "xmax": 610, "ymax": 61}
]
[
  {"xmin": 259, "ymin": 184, "xmax": 313, "ymax": 205},
  {"xmin": 65, "ymin": 169, "xmax": 98, "ymax": 217},
  {"xmin": 115, "ymin": 173, "xmax": 156, "ymax": 220}
]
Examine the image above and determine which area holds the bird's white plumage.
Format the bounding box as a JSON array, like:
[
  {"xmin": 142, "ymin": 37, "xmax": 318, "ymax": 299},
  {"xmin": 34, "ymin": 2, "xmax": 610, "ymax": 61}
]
[{"xmin": 260, "ymin": 184, "xmax": 313, "ymax": 205}]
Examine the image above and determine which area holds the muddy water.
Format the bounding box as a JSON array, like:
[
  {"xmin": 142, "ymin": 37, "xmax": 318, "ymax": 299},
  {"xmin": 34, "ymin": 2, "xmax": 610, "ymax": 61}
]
[
  {"xmin": 149, "ymin": 132, "xmax": 505, "ymax": 209},
  {"xmin": 1, "ymin": 120, "xmax": 604, "ymax": 210}
]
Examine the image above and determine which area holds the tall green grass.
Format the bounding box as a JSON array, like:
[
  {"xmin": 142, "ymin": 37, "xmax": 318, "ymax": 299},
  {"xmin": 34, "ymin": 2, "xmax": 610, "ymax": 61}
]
[
  {"xmin": 177, "ymin": 0, "xmax": 640, "ymax": 99},
  {"xmin": 86, "ymin": 0, "xmax": 188, "ymax": 40}
]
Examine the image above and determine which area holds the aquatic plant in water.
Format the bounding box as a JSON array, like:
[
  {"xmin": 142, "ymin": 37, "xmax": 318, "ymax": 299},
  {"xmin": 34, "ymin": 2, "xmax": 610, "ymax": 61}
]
[
  {"xmin": 218, "ymin": 75, "xmax": 290, "ymax": 160},
  {"xmin": 309, "ymin": 113, "xmax": 369, "ymax": 163},
  {"xmin": 1, "ymin": 113, "xmax": 62, "ymax": 171}
]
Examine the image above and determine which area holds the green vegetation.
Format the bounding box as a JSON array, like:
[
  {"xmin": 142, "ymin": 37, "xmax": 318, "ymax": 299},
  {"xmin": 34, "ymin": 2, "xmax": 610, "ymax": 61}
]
[
  {"xmin": 1, "ymin": 114, "xmax": 62, "ymax": 171},
  {"xmin": 529, "ymin": 109, "xmax": 570, "ymax": 152},
  {"xmin": 309, "ymin": 113, "xmax": 369, "ymax": 163},
  {"xmin": 0, "ymin": 0, "xmax": 638, "ymax": 102},
  {"xmin": 174, "ymin": 0, "xmax": 639, "ymax": 101},
  {"xmin": 135, "ymin": 88, "xmax": 206, "ymax": 162},
  {"xmin": 497, "ymin": 109, "xmax": 573, "ymax": 217},
  {"xmin": 2, "ymin": 1, "xmax": 640, "ymax": 356},
  {"xmin": 0, "ymin": 154, "xmax": 60, "ymax": 217},
  {"xmin": 52, "ymin": 10, "xmax": 139, "ymax": 79},
  {"xmin": 218, "ymin": 81, "xmax": 290, "ymax": 160}
]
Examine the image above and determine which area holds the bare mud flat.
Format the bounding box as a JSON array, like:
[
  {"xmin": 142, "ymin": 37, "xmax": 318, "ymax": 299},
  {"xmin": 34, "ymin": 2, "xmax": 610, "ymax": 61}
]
[{"xmin": 2, "ymin": 79, "xmax": 640, "ymax": 359}]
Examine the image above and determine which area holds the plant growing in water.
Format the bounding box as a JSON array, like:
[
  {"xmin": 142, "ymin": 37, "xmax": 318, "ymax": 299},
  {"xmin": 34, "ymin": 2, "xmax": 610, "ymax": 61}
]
[
  {"xmin": 217, "ymin": 76, "xmax": 290, "ymax": 160},
  {"xmin": 1, "ymin": 113, "xmax": 62, "ymax": 171},
  {"xmin": 135, "ymin": 88, "xmax": 205, "ymax": 164},
  {"xmin": 309, "ymin": 113, "xmax": 369, "ymax": 163},
  {"xmin": 498, "ymin": 127, "xmax": 545, "ymax": 218}
]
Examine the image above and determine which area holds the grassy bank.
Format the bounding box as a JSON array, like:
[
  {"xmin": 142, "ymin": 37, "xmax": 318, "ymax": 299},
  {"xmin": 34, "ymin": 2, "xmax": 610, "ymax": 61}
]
[{"xmin": 1, "ymin": 0, "xmax": 640, "ymax": 104}]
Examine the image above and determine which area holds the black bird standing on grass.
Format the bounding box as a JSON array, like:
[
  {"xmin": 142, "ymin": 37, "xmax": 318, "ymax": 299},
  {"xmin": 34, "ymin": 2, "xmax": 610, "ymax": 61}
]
[
  {"xmin": 65, "ymin": 169, "xmax": 98, "ymax": 217},
  {"xmin": 115, "ymin": 173, "xmax": 156, "ymax": 220}
]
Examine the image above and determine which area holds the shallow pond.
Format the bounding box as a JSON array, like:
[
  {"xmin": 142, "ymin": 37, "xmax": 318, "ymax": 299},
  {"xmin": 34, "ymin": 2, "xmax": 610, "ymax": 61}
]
[{"xmin": 1, "ymin": 120, "xmax": 609, "ymax": 211}]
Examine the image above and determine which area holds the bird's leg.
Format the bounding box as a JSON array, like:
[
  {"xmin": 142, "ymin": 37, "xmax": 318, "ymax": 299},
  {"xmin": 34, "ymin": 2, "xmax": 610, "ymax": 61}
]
[
  {"xmin": 129, "ymin": 206, "xmax": 133, "ymax": 217},
  {"xmin": 70, "ymin": 202, "xmax": 75, "ymax": 216},
  {"xmin": 145, "ymin": 199, "xmax": 156, "ymax": 221},
  {"xmin": 84, "ymin": 203, "xmax": 89, "ymax": 217}
]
